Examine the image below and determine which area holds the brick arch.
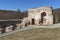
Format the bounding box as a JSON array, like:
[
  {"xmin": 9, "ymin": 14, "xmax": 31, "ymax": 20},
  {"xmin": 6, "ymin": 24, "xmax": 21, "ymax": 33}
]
[
  {"xmin": 41, "ymin": 12, "xmax": 46, "ymax": 24},
  {"xmin": 25, "ymin": 21, "xmax": 30, "ymax": 26}
]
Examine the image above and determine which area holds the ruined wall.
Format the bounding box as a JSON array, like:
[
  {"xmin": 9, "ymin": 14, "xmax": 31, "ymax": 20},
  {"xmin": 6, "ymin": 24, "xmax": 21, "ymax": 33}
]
[{"xmin": 28, "ymin": 6, "xmax": 54, "ymax": 25}]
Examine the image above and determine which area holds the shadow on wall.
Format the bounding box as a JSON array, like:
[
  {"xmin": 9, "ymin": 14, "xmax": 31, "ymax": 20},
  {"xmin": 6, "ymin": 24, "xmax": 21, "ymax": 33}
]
[
  {"xmin": 52, "ymin": 10, "xmax": 56, "ymax": 24},
  {"xmin": 53, "ymin": 14, "xmax": 55, "ymax": 24}
]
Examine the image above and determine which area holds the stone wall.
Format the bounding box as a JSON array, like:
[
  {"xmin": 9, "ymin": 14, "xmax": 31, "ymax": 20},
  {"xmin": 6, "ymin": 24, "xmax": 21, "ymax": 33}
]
[{"xmin": 28, "ymin": 6, "xmax": 54, "ymax": 25}]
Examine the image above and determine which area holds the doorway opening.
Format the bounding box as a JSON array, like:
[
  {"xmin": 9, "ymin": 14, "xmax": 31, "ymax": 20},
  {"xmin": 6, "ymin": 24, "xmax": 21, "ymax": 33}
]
[
  {"xmin": 32, "ymin": 19, "xmax": 35, "ymax": 25},
  {"xmin": 41, "ymin": 12, "xmax": 46, "ymax": 24}
]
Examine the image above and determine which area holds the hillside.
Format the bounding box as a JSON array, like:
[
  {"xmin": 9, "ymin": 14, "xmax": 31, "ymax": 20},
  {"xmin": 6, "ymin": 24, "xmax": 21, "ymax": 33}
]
[
  {"xmin": 0, "ymin": 10, "xmax": 23, "ymax": 19},
  {"xmin": 53, "ymin": 8, "xmax": 60, "ymax": 23},
  {"xmin": 0, "ymin": 28, "xmax": 60, "ymax": 40},
  {"xmin": 53, "ymin": 8, "xmax": 60, "ymax": 15}
]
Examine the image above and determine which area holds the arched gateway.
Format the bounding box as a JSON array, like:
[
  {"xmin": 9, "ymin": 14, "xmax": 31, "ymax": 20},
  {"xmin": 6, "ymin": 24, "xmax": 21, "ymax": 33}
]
[{"xmin": 41, "ymin": 12, "xmax": 46, "ymax": 24}]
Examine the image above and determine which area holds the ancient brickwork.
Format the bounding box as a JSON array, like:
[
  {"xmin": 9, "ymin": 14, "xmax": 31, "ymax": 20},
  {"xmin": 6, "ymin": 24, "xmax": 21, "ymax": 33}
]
[{"xmin": 28, "ymin": 6, "xmax": 54, "ymax": 25}]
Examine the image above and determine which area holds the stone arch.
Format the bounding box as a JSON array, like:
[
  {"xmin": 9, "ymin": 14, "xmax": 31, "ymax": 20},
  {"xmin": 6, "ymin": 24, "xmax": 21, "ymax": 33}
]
[
  {"xmin": 25, "ymin": 23, "xmax": 27, "ymax": 26},
  {"xmin": 41, "ymin": 12, "xmax": 46, "ymax": 24},
  {"xmin": 28, "ymin": 21, "xmax": 30, "ymax": 25},
  {"xmin": 31, "ymin": 18, "xmax": 35, "ymax": 25}
]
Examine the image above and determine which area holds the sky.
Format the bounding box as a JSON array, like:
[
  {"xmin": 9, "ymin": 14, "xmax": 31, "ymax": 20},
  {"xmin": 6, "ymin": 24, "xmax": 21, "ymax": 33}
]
[{"xmin": 0, "ymin": 0, "xmax": 60, "ymax": 11}]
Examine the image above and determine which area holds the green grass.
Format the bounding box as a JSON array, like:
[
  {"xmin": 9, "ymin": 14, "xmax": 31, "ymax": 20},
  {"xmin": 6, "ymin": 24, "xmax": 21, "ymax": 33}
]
[{"xmin": 0, "ymin": 28, "xmax": 60, "ymax": 40}]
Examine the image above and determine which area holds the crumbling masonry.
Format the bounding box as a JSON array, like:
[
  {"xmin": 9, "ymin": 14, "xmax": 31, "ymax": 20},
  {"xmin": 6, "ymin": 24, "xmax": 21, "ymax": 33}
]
[
  {"xmin": 0, "ymin": 6, "xmax": 55, "ymax": 34},
  {"xmin": 20, "ymin": 6, "xmax": 54, "ymax": 27}
]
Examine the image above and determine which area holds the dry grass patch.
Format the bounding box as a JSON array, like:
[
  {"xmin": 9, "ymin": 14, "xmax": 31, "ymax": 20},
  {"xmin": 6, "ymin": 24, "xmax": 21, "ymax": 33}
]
[{"xmin": 0, "ymin": 28, "xmax": 60, "ymax": 40}]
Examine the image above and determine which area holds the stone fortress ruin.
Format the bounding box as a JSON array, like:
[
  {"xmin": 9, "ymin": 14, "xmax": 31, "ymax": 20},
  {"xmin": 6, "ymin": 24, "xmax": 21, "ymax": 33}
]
[
  {"xmin": 27, "ymin": 6, "xmax": 54, "ymax": 25},
  {"xmin": 0, "ymin": 6, "xmax": 55, "ymax": 34}
]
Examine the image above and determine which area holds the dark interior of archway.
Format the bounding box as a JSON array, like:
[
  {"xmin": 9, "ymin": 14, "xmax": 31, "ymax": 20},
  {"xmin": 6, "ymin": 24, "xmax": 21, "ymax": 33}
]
[
  {"xmin": 32, "ymin": 19, "xmax": 35, "ymax": 25},
  {"xmin": 41, "ymin": 12, "xmax": 46, "ymax": 23},
  {"xmin": 25, "ymin": 23, "xmax": 27, "ymax": 26},
  {"xmin": 28, "ymin": 22, "xmax": 30, "ymax": 25}
]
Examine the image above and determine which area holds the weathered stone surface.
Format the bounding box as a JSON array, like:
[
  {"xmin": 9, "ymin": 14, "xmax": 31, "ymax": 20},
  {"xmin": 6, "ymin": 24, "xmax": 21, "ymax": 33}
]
[
  {"xmin": 5, "ymin": 25, "xmax": 14, "ymax": 32},
  {"xmin": 28, "ymin": 6, "xmax": 54, "ymax": 25},
  {"xmin": 16, "ymin": 24, "xmax": 21, "ymax": 29}
]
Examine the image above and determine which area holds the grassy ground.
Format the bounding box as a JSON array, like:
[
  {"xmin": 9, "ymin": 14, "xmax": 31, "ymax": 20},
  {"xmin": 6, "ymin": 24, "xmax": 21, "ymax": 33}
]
[{"xmin": 0, "ymin": 28, "xmax": 60, "ymax": 40}]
